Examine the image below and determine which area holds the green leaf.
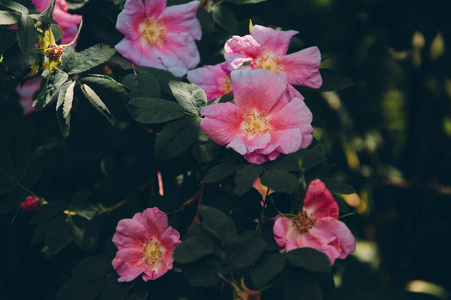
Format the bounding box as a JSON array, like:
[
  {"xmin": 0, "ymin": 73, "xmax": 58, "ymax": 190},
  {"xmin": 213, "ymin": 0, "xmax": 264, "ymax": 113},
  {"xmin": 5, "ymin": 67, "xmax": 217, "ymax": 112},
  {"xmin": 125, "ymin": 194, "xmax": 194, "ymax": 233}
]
[
  {"xmin": 100, "ymin": 276, "xmax": 128, "ymax": 300},
  {"xmin": 192, "ymin": 131, "xmax": 220, "ymax": 163},
  {"xmin": 211, "ymin": 4, "xmax": 237, "ymax": 33},
  {"xmin": 0, "ymin": 0, "xmax": 29, "ymax": 14},
  {"xmin": 317, "ymin": 69, "xmax": 354, "ymax": 92},
  {"xmin": 199, "ymin": 205, "xmax": 236, "ymax": 247},
  {"xmin": 126, "ymin": 97, "xmax": 185, "ymax": 124},
  {"xmin": 300, "ymin": 144, "xmax": 327, "ymax": 170},
  {"xmin": 81, "ymin": 84, "xmax": 116, "ymax": 125},
  {"xmin": 250, "ymin": 253, "xmax": 286, "ymax": 288},
  {"xmin": 173, "ymin": 236, "xmax": 217, "ymax": 264},
  {"xmin": 135, "ymin": 66, "xmax": 177, "ymax": 95},
  {"xmin": 196, "ymin": 6, "xmax": 214, "ymax": 33},
  {"xmin": 66, "ymin": 0, "xmax": 90, "ymax": 10},
  {"xmin": 80, "ymin": 74, "xmax": 129, "ymax": 97},
  {"xmin": 0, "ymin": 10, "xmax": 21, "ymax": 25},
  {"xmin": 29, "ymin": 202, "xmax": 65, "ymax": 224},
  {"xmin": 260, "ymin": 168, "xmax": 299, "ymax": 194},
  {"xmin": 226, "ymin": 0, "xmax": 267, "ymax": 3},
  {"xmin": 45, "ymin": 216, "xmax": 74, "ymax": 256},
  {"xmin": 51, "ymin": 25, "xmax": 63, "ymax": 43},
  {"xmin": 322, "ymin": 178, "xmax": 356, "ymax": 195},
  {"xmin": 286, "ymin": 248, "xmax": 331, "ymax": 273},
  {"xmin": 100, "ymin": 156, "xmax": 120, "ymax": 178},
  {"xmin": 33, "ymin": 70, "xmax": 69, "ymax": 110},
  {"xmin": 234, "ymin": 164, "xmax": 264, "ymax": 195},
  {"xmin": 168, "ymin": 81, "xmax": 207, "ymax": 116},
  {"xmin": 122, "ymin": 72, "xmax": 160, "ymax": 98},
  {"xmin": 201, "ymin": 159, "xmax": 244, "ymax": 184},
  {"xmin": 155, "ymin": 115, "xmax": 201, "ymax": 159},
  {"xmin": 283, "ymin": 271, "xmax": 323, "ymax": 300},
  {"xmin": 40, "ymin": 0, "xmax": 57, "ymax": 24},
  {"xmin": 183, "ymin": 255, "xmax": 224, "ymax": 287},
  {"xmin": 63, "ymin": 44, "xmax": 116, "ymax": 75},
  {"xmin": 72, "ymin": 254, "xmax": 112, "ymax": 276},
  {"xmin": 56, "ymin": 273, "xmax": 106, "ymax": 300},
  {"xmin": 12, "ymin": 141, "xmax": 32, "ymax": 181},
  {"xmin": 227, "ymin": 231, "xmax": 266, "ymax": 269},
  {"xmin": 17, "ymin": 15, "xmax": 38, "ymax": 54},
  {"xmin": 56, "ymin": 80, "xmax": 75, "ymax": 137}
]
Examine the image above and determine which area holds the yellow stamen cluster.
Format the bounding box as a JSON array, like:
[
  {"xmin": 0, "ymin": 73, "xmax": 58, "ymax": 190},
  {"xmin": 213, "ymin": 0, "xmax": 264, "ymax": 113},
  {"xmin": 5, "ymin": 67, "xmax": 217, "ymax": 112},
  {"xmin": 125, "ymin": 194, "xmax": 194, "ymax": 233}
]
[
  {"xmin": 141, "ymin": 239, "xmax": 162, "ymax": 265},
  {"xmin": 45, "ymin": 44, "xmax": 64, "ymax": 62},
  {"xmin": 243, "ymin": 111, "xmax": 270, "ymax": 137},
  {"xmin": 255, "ymin": 52, "xmax": 283, "ymax": 74},
  {"xmin": 293, "ymin": 211, "xmax": 316, "ymax": 234},
  {"xmin": 141, "ymin": 18, "xmax": 166, "ymax": 47},
  {"xmin": 220, "ymin": 76, "xmax": 232, "ymax": 94}
]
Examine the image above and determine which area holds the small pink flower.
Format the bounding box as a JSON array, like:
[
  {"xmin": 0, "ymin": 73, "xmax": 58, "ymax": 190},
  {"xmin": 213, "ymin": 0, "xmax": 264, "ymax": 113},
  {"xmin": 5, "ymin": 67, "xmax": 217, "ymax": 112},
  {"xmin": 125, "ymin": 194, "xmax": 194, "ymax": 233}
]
[
  {"xmin": 200, "ymin": 68, "xmax": 313, "ymax": 164},
  {"xmin": 32, "ymin": 0, "xmax": 82, "ymax": 44},
  {"xmin": 115, "ymin": 0, "xmax": 201, "ymax": 77},
  {"xmin": 112, "ymin": 207, "xmax": 181, "ymax": 282},
  {"xmin": 21, "ymin": 196, "xmax": 40, "ymax": 212},
  {"xmin": 273, "ymin": 179, "xmax": 355, "ymax": 264},
  {"xmin": 224, "ymin": 25, "xmax": 322, "ymax": 96},
  {"xmin": 187, "ymin": 62, "xmax": 233, "ymax": 101},
  {"xmin": 16, "ymin": 77, "xmax": 42, "ymax": 115}
]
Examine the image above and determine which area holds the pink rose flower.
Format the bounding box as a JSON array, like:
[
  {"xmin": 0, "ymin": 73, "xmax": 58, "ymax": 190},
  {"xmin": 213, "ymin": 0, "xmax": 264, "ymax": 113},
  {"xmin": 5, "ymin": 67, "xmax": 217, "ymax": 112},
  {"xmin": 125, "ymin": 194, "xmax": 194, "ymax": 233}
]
[
  {"xmin": 187, "ymin": 62, "xmax": 233, "ymax": 101},
  {"xmin": 115, "ymin": 0, "xmax": 201, "ymax": 77},
  {"xmin": 224, "ymin": 25, "xmax": 322, "ymax": 97},
  {"xmin": 200, "ymin": 68, "xmax": 313, "ymax": 165},
  {"xmin": 21, "ymin": 196, "xmax": 40, "ymax": 212},
  {"xmin": 273, "ymin": 179, "xmax": 355, "ymax": 264},
  {"xmin": 112, "ymin": 207, "xmax": 181, "ymax": 282},
  {"xmin": 32, "ymin": 0, "xmax": 82, "ymax": 44},
  {"xmin": 16, "ymin": 76, "xmax": 42, "ymax": 115}
]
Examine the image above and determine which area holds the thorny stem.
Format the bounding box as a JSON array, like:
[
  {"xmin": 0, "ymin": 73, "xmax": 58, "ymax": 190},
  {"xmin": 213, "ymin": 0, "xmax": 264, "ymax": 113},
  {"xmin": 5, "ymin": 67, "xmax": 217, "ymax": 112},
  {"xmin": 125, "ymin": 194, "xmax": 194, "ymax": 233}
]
[{"xmin": 181, "ymin": 184, "xmax": 205, "ymax": 240}]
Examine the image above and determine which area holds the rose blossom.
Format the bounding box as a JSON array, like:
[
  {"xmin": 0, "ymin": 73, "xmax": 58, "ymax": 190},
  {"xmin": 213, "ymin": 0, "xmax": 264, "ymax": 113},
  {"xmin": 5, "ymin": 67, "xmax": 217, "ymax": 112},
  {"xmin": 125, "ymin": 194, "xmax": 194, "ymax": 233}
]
[
  {"xmin": 115, "ymin": 0, "xmax": 201, "ymax": 77},
  {"xmin": 200, "ymin": 68, "xmax": 313, "ymax": 165},
  {"xmin": 112, "ymin": 207, "xmax": 181, "ymax": 282},
  {"xmin": 32, "ymin": 0, "xmax": 82, "ymax": 44},
  {"xmin": 16, "ymin": 77, "xmax": 42, "ymax": 115},
  {"xmin": 273, "ymin": 179, "xmax": 355, "ymax": 264},
  {"xmin": 187, "ymin": 62, "xmax": 233, "ymax": 101},
  {"xmin": 224, "ymin": 25, "xmax": 322, "ymax": 98}
]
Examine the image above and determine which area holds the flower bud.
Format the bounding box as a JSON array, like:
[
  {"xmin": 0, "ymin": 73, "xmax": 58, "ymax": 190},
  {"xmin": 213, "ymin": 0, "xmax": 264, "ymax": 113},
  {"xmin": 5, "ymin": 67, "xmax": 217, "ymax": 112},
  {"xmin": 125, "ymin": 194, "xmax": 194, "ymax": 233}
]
[{"xmin": 21, "ymin": 196, "xmax": 40, "ymax": 212}]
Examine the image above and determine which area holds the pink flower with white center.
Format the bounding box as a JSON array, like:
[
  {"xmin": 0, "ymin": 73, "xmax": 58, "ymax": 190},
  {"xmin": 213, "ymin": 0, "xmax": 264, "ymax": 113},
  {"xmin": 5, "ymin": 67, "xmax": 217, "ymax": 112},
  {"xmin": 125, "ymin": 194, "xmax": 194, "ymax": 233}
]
[
  {"xmin": 115, "ymin": 0, "xmax": 201, "ymax": 77},
  {"xmin": 200, "ymin": 68, "xmax": 313, "ymax": 165},
  {"xmin": 112, "ymin": 207, "xmax": 181, "ymax": 282},
  {"xmin": 224, "ymin": 25, "xmax": 322, "ymax": 97},
  {"xmin": 187, "ymin": 62, "xmax": 233, "ymax": 101},
  {"xmin": 16, "ymin": 76, "xmax": 42, "ymax": 115},
  {"xmin": 32, "ymin": 0, "xmax": 82, "ymax": 44},
  {"xmin": 273, "ymin": 179, "xmax": 355, "ymax": 264}
]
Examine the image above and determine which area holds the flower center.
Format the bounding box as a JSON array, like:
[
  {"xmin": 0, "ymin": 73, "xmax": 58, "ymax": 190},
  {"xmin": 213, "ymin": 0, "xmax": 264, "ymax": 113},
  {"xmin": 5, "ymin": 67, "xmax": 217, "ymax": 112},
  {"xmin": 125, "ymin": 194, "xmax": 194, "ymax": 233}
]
[
  {"xmin": 293, "ymin": 211, "xmax": 316, "ymax": 234},
  {"xmin": 242, "ymin": 111, "xmax": 270, "ymax": 137},
  {"xmin": 254, "ymin": 52, "xmax": 282, "ymax": 74},
  {"xmin": 141, "ymin": 18, "xmax": 166, "ymax": 47},
  {"xmin": 141, "ymin": 239, "xmax": 162, "ymax": 265},
  {"xmin": 220, "ymin": 76, "xmax": 232, "ymax": 94}
]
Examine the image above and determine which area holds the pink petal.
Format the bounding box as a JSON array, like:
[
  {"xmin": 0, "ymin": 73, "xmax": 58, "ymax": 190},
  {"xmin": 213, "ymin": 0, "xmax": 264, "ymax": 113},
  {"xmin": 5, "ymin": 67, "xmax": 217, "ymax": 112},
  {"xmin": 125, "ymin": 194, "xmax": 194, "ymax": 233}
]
[
  {"xmin": 303, "ymin": 179, "xmax": 339, "ymax": 219},
  {"xmin": 145, "ymin": 0, "xmax": 167, "ymax": 18},
  {"xmin": 32, "ymin": 0, "xmax": 51, "ymax": 12},
  {"xmin": 224, "ymin": 35, "xmax": 260, "ymax": 69},
  {"xmin": 200, "ymin": 102, "xmax": 242, "ymax": 146},
  {"xmin": 112, "ymin": 248, "xmax": 147, "ymax": 282},
  {"xmin": 227, "ymin": 135, "xmax": 248, "ymax": 155},
  {"xmin": 160, "ymin": 1, "xmax": 201, "ymax": 41},
  {"xmin": 231, "ymin": 69, "xmax": 287, "ymax": 113},
  {"xmin": 309, "ymin": 218, "xmax": 355, "ymax": 263},
  {"xmin": 157, "ymin": 32, "xmax": 200, "ymax": 77},
  {"xmin": 256, "ymin": 128, "xmax": 303, "ymax": 156},
  {"xmin": 113, "ymin": 218, "xmax": 149, "ymax": 249},
  {"xmin": 16, "ymin": 77, "xmax": 42, "ymax": 115},
  {"xmin": 133, "ymin": 207, "xmax": 169, "ymax": 237},
  {"xmin": 187, "ymin": 62, "xmax": 231, "ymax": 101},
  {"xmin": 115, "ymin": 0, "xmax": 146, "ymax": 39},
  {"xmin": 286, "ymin": 84, "xmax": 304, "ymax": 100},
  {"xmin": 251, "ymin": 25, "xmax": 297, "ymax": 56},
  {"xmin": 273, "ymin": 216, "xmax": 297, "ymax": 248},
  {"xmin": 243, "ymin": 152, "xmax": 269, "ymax": 164},
  {"xmin": 115, "ymin": 38, "xmax": 165, "ymax": 70},
  {"xmin": 280, "ymin": 46, "xmax": 322, "ymax": 88},
  {"xmin": 245, "ymin": 132, "xmax": 272, "ymax": 153}
]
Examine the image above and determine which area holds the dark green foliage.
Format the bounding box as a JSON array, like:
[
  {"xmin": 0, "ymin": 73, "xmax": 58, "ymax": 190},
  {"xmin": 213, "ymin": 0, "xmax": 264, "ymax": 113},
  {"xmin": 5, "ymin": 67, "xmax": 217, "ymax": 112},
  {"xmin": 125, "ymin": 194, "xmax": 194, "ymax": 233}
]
[
  {"xmin": 168, "ymin": 81, "xmax": 207, "ymax": 116},
  {"xmin": 0, "ymin": 10, "xmax": 21, "ymax": 25},
  {"xmin": 55, "ymin": 80, "xmax": 75, "ymax": 137},
  {"xmin": 17, "ymin": 15, "xmax": 37, "ymax": 54},
  {"xmin": 286, "ymin": 248, "xmax": 331, "ymax": 273},
  {"xmin": 211, "ymin": 4, "xmax": 237, "ymax": 33},
  {"xmin": 226, "ymin": 231, "xmax": 266, "ymax": 269},
  {"xmin": 126, "ymin": 97, "xmax": 185, "ymax": 124},
  {"xmin": 173, "ymin": 236, "xmax": 217, "ymax": 263},
  {"xmin": 81, "ymin": 84, "xmax": 116, "ymax": 125},
  {"xmin": 34, "ymin": 70, "xmax": 69, "ymax": 110},
  {"xmin": 122, "ymin": 72, "xmax": 161, "ymax": 98},
  {"xmin": 234, "ymin": 164, "xmax": 264, "ymax": 195},
  {"xmin": 199, "ymin": 205, "xmax": 236, "ymax": 247},
  {"xmin": 63, "ymin": 44, "xmax": 116, "ymax": 75},
  {"xmin": 250, "ymin": 253, "xmax": 286, "ymax": 288}
]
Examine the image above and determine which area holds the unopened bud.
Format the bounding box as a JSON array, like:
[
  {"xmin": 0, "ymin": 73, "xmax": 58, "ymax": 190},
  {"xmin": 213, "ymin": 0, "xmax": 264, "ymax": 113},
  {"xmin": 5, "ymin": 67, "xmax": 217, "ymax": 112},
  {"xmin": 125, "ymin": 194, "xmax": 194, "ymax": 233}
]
[
  {"xmin": 45, "ymin": 44, "xmax": 65, "ymax": 62},
  {"xmin": 21, "ymin": 196, "xmax": 40, "ymax": 212}
]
